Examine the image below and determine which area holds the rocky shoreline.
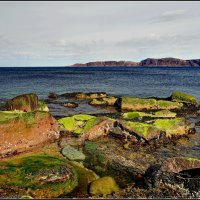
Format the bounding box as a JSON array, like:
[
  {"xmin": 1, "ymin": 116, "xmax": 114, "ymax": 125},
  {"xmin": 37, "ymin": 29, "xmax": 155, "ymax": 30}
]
[
  {"xmin": 71, "ymin": 57, "xmax": 200, "ymax": 67},
  {"xmin": 0, "ymin": 91, "xmax": 200, "ymax": 198}
]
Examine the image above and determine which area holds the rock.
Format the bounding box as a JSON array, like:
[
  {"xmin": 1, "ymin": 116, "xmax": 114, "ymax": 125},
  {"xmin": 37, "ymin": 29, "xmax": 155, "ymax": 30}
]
[
  {"xmin": 0, "ymin": 153, "xmax": 78, "ymax": 198},
  {"xmin": 160, "ymin": 157, "xmax": 200, "ymax": 173},
  {"xmin": 120, "ymin": 97, "xmax": 157, "ymax": 111},
  {"xmin": 89, "ymin": 176, "xmax": 119, "ymax": 196},
  {"xmin": 122, "ymin": 111, "xmax": 150, "ymax": 119},
  {"xmin": 48, "ymin": 92, "xmax": 58, "ymax": 99},
  {"xmin": 38, "ymin": 100, "xmax": 49, "ymax": 112},
  {"xmin": 0, "ymin": 111, "xmax": 59, "ymax": 158},
  {"xmin": 58, "ymin": 114, "xmax": 96, "ymax": 136},
  {"xmin": 75, "ymin": 92, "xmax": 107, "ymax": 99},
  {"xmin": 62, "ymin": 145, "xmax": 86, "ymax": 161},
  {"xmin": 89, "ymin": 99, "xmax": 107, "ymax": 106},
  {"xmin": 84, "ymin": 139, "xmax": 156, "ymax": 187},
  {"xmin": 6, "ymin": 93, "xmax": 38, "ymax": 112},
  {"xmin": 69, "ymin": 161, "xmax": 99, "ymax": 194},
  {"xmin": 122, "ymin": 110, "xmax": 176, "ymax": 120},
  {"xmin": 84, "ymin": 117, "xmax": 115, "ymax": 141},
  {"xmin": 120, "ymin": 97, "xmax": 183, "ymax": 111},
  {"xmin": 144, "ymin": 157, "xmax": 200, "ymax": 197},
  {"xmin": 63, "ymin": 102, "xmax": 78, "ymax": 108},
  {"xmin": 171, "ymin": 91, "xmax": 198, "ymax": 106},
  {"xmin": 153, "ymin": 110, "xmax": 176, "ymax": 118},
  {"xmin": 118, "ymin": 118, "xmax": 193, "ymax": 141},
  {"xmin": 102, "ymin": 96, "xmax": 118, "ymax": 106},
  {"xmin": 58, "ymin": 114, "xmax": 115, "ymax": 140},
  {"xmin": 156, "ymin": 100, "xmax": 183, "ymax": 110}
]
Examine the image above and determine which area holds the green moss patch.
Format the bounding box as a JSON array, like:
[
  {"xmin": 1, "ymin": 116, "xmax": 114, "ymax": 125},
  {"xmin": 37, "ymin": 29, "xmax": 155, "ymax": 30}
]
[
  {"xmin": 171, "ymin": 91, "xmax": 198, "ymax": 105},
  {"xmin": 58, "ymin": 114, "xmax": 96, "ymax": 134},
  {"xmin": 0, "ymin": 111, "xmax": 47, "ymax": 126},
  {"xmin": 121, "ymin": 97, "xmax": 183, "ymax": 111},
  {"xmin": 0, "ymin": 153, "xmax": 78, "ymax": 198}
]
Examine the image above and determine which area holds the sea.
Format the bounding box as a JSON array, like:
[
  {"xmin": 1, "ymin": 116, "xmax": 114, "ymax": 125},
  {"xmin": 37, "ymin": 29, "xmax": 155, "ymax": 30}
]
[{"xmin": 0, "ymin": 66, "xmax": 200, "ymax": 101}]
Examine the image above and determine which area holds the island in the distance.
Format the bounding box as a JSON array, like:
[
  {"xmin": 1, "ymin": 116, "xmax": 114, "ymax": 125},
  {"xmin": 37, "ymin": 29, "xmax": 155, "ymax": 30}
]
[{"xmin": 70, "ymin": 57, "xmax": 200, "ymax": 67}]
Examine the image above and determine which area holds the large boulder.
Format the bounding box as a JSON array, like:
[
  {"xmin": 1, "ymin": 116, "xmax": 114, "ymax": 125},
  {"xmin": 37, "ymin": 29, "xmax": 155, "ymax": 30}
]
[
  {"xmin": 6, "ymin": 93, "xmax": 38, "ymax": 112},
  {"xmin": 0, "ymin": 111, "xmax": 59, "ymax": 158},
  {"xmin": 0, "ymin": 153, "xmax": 78, "ymax": 198},
  {"xmin": 171, "ymin": 91, "xmax": 198, "ymax": 106}
]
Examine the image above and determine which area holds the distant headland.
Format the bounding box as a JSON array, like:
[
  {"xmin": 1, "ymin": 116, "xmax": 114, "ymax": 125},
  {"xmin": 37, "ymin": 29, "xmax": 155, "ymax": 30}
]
[{"xmin": 70, "ymin": 57, "xmax": 200, "ymax": 67}]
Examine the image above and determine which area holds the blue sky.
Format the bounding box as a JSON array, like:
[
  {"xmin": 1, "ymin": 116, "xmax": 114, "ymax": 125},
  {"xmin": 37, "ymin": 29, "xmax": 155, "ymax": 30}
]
[{"xmin": 0, "ymin": 1, "xmax": 200, "ymax": 66}]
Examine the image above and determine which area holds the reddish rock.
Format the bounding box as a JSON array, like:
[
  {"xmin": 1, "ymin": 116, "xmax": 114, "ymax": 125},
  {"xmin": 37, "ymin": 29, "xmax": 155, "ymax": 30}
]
[
  {"xmin": 161, "ymin": 157, "xmax": 200, "ymax": 173},
  {"xmin": 0, "ymin": 111, "xmax": 59, "ymax": 158}
]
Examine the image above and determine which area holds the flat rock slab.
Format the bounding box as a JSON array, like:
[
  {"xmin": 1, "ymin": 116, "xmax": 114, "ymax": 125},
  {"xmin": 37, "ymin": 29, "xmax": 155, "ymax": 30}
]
[{"xmin": 62, "ymin": 145, "xmax": 86, "ymax": 161}]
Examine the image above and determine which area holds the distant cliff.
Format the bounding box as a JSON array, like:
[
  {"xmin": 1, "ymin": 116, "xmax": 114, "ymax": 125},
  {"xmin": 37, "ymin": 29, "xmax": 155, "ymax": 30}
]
[
  {"xmin": 70, "ymin": 58, "xmax": 200, "ymax": 67},
  {"xmin": 71, "ymin": 61, "xmax": 139, "ymax": 67}
]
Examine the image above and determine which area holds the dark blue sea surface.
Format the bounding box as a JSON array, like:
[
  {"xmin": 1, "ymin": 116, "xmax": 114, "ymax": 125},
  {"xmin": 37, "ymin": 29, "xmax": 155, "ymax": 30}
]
[{"xmin": 0, "ymin": 66, "xmax": 200, "ymax": 101}]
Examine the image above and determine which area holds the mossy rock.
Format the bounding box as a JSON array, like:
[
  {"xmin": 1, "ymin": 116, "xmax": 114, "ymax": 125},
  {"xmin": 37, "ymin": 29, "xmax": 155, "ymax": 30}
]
[
  {"xmin": 0, "ymin": 153, "xmax": 78, "ymax": 198},
  {"xmin": 6, "ymin": 93, "xmax": 38, "ymax": 112},
  {"xmin": 0, "ymin": 110, "xmax": 47, "ymax": 126},
  {"xmin": 171, "ymin": 91, "xmax": 198, "ymax": 105},
  {"xmin": 120, "ymin": 117, "xmax": 191, "ymax": 140},
  {"xmin": 0, "ymin": 111, "xmax": 59, "ymax": 158},
  {"xmin": 58, "ymin": 114, "xmax": 95, "ymax": 134},
  {"xmin": 38, "ymin": 101, "xmax": 49, "ymax": 112},
  {"xmin": 89, "ymin": 99, "xmax": 107, "ymax": 106},
  {"xmin": 153, "ymin": 110, "xmax": 177, "ymax": 118},
  {"xmin": 120, "ymin": 120, "xmax": 160, "ymax": 141},
  {"xmin": 84, "ymin": 141, "xmax": 107, "ymax": 173},
  {"xmin": 89, "ymin": 176, "xmax": 119, "ymax": 196},
  {"xmin": 157, "ymin": 100, "xmax": 183, "ymax": 110},
  {"xmin": 121, "ymin": 97, "xmax": 157, "ymax": 111},
  {"xmin": 102, "ymin": 96, "xmax": 118, "ymax": 106},
  {"xmin": 122, "ymin": 110, "xmax": 176, "ymax": 120},
  {"xmin": 69, "ymin": 161, "xmax": 99, "ymax": 194},
  {"xmin": 122, "ymin": 111, "xmax": 150, "ymax": 119},
  {"xmin": 76, "ymin": 92, "xmax": 107, "ymax": 99},
  {"xmin": 154, "ymin": 118, "xmax": 190, "ymax": 138},
  {"xmin": 121, "ymin": 97, "xmax": 183, "ymax": 111}
]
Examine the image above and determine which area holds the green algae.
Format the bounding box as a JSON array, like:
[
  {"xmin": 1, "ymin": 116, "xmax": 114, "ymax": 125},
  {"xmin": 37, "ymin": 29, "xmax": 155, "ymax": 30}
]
[
  {"xmin": 0, "ymin": 111, "xmax": 47, "ymax": 127},
  {"xmin": 157, "ymin": 100, "xmax": 183, "ymax": 109},
  {"xmin": 38, "ymin": 101, "xmax": 49, "ymax": 112},
  {"xmin": 154, "ymin": 118, "xmax": 184, "ymax": 131},
  {"xmin": 84, "ymin": 141, "xmax": 107, "ymax": 173},
  {"xmin": 171, "ymin": 91, "xmax": 198, "ymax": 105},
  {"xmin": 122, "ymin": 111, "xmax": 150, "ymax": 119},
  {"xmin": 58, "ymin": 114, "xmax": 96, "ymax": 134},
  {"xmin": 154, "ymin": 110, "xmax": 177, "ymax": 118},
  {"xmin": 0, "ymin": 153, "xmax": 78, "ymax": 198},
  {"xmin": 121, "ymin": 96, "xmax": 183, "ymax": 111}
]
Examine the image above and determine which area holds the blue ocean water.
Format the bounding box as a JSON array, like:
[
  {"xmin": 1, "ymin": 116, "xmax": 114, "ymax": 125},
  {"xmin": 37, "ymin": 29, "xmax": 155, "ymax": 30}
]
[{"xmin": 0, "ymin": 66, "xmax": 200, "ymax": 102}]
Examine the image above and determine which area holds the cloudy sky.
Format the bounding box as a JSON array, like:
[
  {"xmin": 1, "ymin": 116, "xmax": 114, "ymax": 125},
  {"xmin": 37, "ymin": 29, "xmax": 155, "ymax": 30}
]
[{"xmin": 0, "ymin": 1, "xmax": 200, "ymax": 66}]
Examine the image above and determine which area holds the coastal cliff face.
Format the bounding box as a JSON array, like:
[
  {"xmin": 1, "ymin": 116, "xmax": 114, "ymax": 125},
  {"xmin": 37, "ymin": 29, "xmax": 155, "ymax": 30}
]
[
  {"xmin": 70, "ymin": 58, "xmax": 200, "ymax": 67},
  {"xmin": 71, "ymin": 61, "xmax": 139, "ymax": 67}
]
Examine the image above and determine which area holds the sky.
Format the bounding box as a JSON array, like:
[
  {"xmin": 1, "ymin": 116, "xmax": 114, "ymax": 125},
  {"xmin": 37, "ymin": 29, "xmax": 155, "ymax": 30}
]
[{"xmin": 0, "ymin": 1, "xmax": 200, "ymax": 67}]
